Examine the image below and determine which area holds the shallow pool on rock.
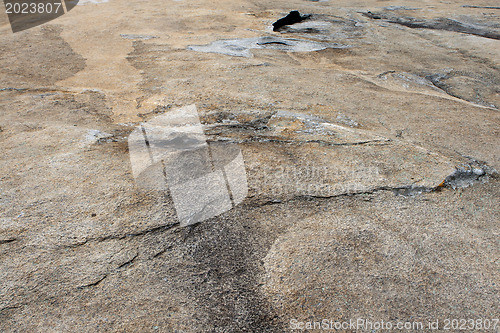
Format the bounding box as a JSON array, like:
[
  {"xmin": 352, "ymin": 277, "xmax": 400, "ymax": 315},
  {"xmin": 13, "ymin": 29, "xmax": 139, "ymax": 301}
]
[{"xmin": 187, "ymin": 36, "xmax": 348, "ymax": 57}]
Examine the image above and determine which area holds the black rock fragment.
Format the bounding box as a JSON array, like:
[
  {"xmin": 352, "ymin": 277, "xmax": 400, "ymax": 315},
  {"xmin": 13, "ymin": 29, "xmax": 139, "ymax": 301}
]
[{"xmin": 272, "ymin": 11, "xmax": 311, "ymax": 31}]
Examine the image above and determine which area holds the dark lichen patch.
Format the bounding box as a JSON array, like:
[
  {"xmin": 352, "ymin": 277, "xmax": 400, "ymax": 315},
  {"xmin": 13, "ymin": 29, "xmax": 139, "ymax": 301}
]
[{"xmin": 175, "ymin": 218, "xmax": 285, "ymax": 332}]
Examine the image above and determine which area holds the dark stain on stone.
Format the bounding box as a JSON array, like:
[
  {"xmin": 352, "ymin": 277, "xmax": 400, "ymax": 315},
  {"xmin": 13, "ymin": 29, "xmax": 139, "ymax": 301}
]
[
  {"xmin": 178, "ymin": 217, "xmax": 285, "ymax": 332},
  {"xmin": 425, "ymin": 71, "xmax": 499, "ymax": 108},
  {"xmin": 363, "ymin": 12, "xmax": 500, "ymax": 40}
]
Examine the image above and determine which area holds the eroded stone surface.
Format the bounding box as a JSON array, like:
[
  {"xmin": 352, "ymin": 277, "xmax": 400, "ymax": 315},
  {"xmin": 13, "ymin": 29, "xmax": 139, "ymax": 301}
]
[{"xmin": 0, "ymin": 0, "xmax": 499, "ymax": 331}]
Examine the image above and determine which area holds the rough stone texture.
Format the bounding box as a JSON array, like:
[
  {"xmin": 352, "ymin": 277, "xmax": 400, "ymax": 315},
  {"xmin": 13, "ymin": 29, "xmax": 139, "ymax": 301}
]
[{"xmin": 0, "ymin": 0, "xmax": 499, "ymax": 332}]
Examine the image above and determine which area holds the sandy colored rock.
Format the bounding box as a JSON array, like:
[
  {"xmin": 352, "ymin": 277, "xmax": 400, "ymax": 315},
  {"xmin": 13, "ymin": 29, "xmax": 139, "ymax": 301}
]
[{"xmin": 0, "ymin": 0, "xmax": 499, "ymax": 332}]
